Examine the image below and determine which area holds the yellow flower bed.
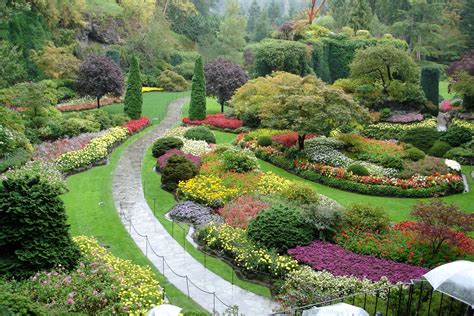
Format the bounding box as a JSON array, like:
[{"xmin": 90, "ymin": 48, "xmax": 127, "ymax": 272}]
[
  {"xmin": 452, "ymin": 118, "xmax": 474, "ymax": 131},
  {"xmin": 196, "ymin": 224, "xmax": 299, "ymax": 277},
  {"xmin": 256, "ymin": 172, "xmax": 292, "ymax": 195},
  {"xmin": 56, "ymin": 127, "xmax": 129, "ymax": 172},
  {"xmin": 74, "ymin": 236, "xmax": 165, "ymax": 314},
  {"xmin": 369, "ymin": 118, "xmax": 437, "ymax": 131},
  {"xmin": 142, "ymin": 87, "xmax": 163, "ymax": 93},
  {"xmin": 178, "ymin": 174, "xmax": 239, "ymax": 207}
]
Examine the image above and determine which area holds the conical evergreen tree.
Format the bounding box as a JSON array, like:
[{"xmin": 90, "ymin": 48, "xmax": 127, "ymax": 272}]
[
  {"xmin": 348, "ymin": 0, "xmax": 373, "ymax": 31},
  {"xmin": 124, "ymin": 55, "xmax": 143, "ymax": 119},
  {"xmin": 189, "ymin": 56, "xmax": 206, "ymax": 120}
]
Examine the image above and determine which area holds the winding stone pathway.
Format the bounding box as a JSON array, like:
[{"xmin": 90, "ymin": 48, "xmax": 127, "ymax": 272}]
[{"xmin": 112, "ymin": 97, "xmax": 278, "ymax": 315}]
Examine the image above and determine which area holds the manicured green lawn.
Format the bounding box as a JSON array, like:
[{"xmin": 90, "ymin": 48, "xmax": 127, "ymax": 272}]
[
  {"xmin": 103, "ymin": 91, "xmax": 190, "ymax": 123},
  {"xmin": 181, "ymin": 97, "xmax": 222, "ymax": 117},
  {"xmin": 439, "ymin": 80, "xmax": 456, "ymax": 100},
  {"xmin": 62, "ymin": 93, "xmax": 206, "ymax": 314},
  {"xmin": 213, "ymin": 131, "xmax": 474, "ymax": 223}
]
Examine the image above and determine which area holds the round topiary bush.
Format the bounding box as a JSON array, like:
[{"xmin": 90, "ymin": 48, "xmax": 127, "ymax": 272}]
[
  {"xmin": 280, "ymin": 182, "xmax": 319, "ymax": 205},
  {"xmin": 400, "ymin": 127, "xmax": 439, "ymax": 153},
  {"xmin": 440, "ymin": 126, "xmax": 472, "ymax": 147},
  {"xmin": 161, "ymin": 155, "xmax": 199, "ymax": 191},
  {"xmin": 152, "ymin": 137, "xmax": 184, "ymax": 158},
  {"xmin": 428, "ymin": 140, "xmax": 452, "ymax": 157},
  {"xmin": 345, "ymin": 203, "xmax": 389, "ymax": 232},
  {"xmin": 184, "ymin": 126, "xmax": 216, "ymax": 144},
  {"xmin": 347, "ymin": 163, "xmax": 370, "ymax": 176},
  {"xmin": 157, "ymin": 70, "xmax": 189, "ymax": 92},
  {"xmin": 404, "ymin": 147, "xmax": 425, "ymax": 161},
  {"xmin": 247, "ymin": 204, "xmax": 314, "ymax": 253},
  {"xmin": 221, "ymin": 149, "xmax": 258, "ymax": 173},
  {"xmin": 381, "ymin": 156, "xmax": 403, "ymax": 170},
  {"xmin": 257, "ymin": 135, "xmax": 272, "ymax": 147}
]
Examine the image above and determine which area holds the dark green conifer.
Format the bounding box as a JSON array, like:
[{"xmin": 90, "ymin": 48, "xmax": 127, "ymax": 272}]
[
  {"xmin": 189, "ymin": 56, "xmax": 206, "ymax": 120},
  {"xmin": 124, "ymin": 55, "xmax": 143, "ymax": 119}
]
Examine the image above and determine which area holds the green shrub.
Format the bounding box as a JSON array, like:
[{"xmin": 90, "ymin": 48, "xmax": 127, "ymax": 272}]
[
  {"xmin": 299, "ymin": 199, "xmax": 344, "ymax": 241},
  {"xmin": 400, "ymin": 127, "xmax": 439, "ymax": 152},
  {"xmin": 428, "ymin": 141, "xmax": 452, "ymax": 157},
  {"xmin": 404, "ymin": 147, "xmax": 425, "ymax": 161},
  {"xmin": 247, "ymin": 204, "xmax": 314, "ymax": 252},
  {"xmin": 420, "ymin": 66, "xmax": 440, "ymax": 106},
  {"xmin": 161, "ymin": 155, "xmax": 199, "ymax": 191},
  {"xmin": 380, "ymin": 156, "xmax": 403, "ymax": 170},
  {"xmin": 444, "ymin": 147, "xmax": 474, "ymax": 164},
  {"xmin": 241, "ymin": 111, "xmax": 261, "ymax": 128},
  {"xmin": 380, "ymin": 108, "xmax": 391, "ymax": 119},
  {"xmin": 440, "ymin": 126, "xmax": 472, "ymax": 147},
  {"xmin": 86, "ymin": 109, "xmax": 112, "ymax": 129},
  {"xmin": 173, "ymin": 62, "xmax": 194, "ymax": 80},
  {"xmin": 400, "ymin": 157, "xmax": 450, "ymax": 178},
  {"xmin": 347, "ymin": 163, "xmax": 369, "ymax": 176},
  {"xmin": 0, "ymin": 148, "xmax": 32, "ymax": 173},
  {"xmin": 221, "ymin": 149, "xmax": 258, "ymax": 173},
  {"xmin": 0, "ymin": 176, "xmax": 80, "ymax": 279},
  {"xmin": 152, "ymin": 137, "xmax": 184, "ymax": 158},
  {"xmin": 61, "ymin": 118, "xmax": 100, "ymax": 137},
  {"xmin": 157, "ymin": 70, "xmax": 189, "ymax": 92},
  {"xmin": 184, "ymin": 126, "xmax": 216, "ymax": 143},
  {"xmin": 345, "ymin": 203, "xmax": 389, "ymax": 232},
  {"xmin": 0, "ymin": 285, "xmax": 45, "ymax": 315},
  {"xmin": 280, "ymin": 182, "xmax": 319, "ymax": 205},
  {"xmin": 110, "ymin": 114, "xmax": 129, "ymax": 126},
  {"xmin": 257, "ymin": 135, "xmax": 272, "ymax": 147},
  {"xmin": 213, "ymin": 143, "xmax": 233, "ymax": 154}
]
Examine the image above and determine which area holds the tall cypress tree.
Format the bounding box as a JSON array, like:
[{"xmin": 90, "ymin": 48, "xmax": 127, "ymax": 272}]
[
  {"xmin": 124, "ymin": 55, "xmax": 143, "ymax": 119},
  {"xmin": 189, "ymin": 56, "xmax": 206, "ymax": 120},
  {"xmin": 347, "ymin": 0, "xmax": 372, "ymax": 31}
]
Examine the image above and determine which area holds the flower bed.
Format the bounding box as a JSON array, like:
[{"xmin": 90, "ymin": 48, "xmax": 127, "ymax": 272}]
[
  {"xmin": 122, "ymin": 117, "xmax": 150, "ymax": 134},
  {"xmin": 183, "ymin": 113, "xmax": 243, "ymax": 130},
  {"xmin": 142, "ymin": 87, "xmax": 163, "ymax": 93},
  {"xmin": 55, "ymin": 127, "xmax": 129, "ymax": 173},
  {"xmin": 217, "ymin": 195, "xmax": 269, "ymax": 228},
  {"xmin": 32, "ymin": 131, "xmax": 104, "ymax": 161},
  {"xmin": 362, "ymin": 119, "xmax": 437, "ymax": 140},
  {"xmin": 56, "ymin": 97, "xmax": 117, "ymax": 112},
  {"xmin": 384, "ymin": 112, "xmax": 423, "ymax": 123},
  {"xmin": 195, "ymin": 223, "xmax": 299, "ymax": 278},
  {"xmin": 177, "ymin": 174, "xmax": 239, "ymax": 207},
  {"xmin": 288, "ymin": 240, "xmax": 429, "ymax": 283},
  {"xmin": 157, "ymin": 149, "xmax": 201, "ymax": 170},
  {"xmin": 168, "ymin": 201, "xmax": 222, "ymax": 226}
]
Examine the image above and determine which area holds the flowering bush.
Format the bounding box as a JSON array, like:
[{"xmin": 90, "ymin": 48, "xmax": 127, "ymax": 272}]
[
  {"xmin": 256, "ymin": 172, "xmax": 292, "ymax": 195},
  {"xmin": 271, "ymin": 132, "xmax": 316, "ymax": 148},
  {"xmin": 2, "ymin": 160, "xmax": 67, "ymax": 193},
  {"xmin": 217, "ymin": 195, "xmax": 269, "ymax": 228},
  {"xmin": 168, "ymin": 201, "xmax": 222, "ymax": 226},
  {"xmin": 195, "ymin": 223, "xmax": 299, "ymax": 277},
  {"xmin": 385, "ymin": 112, "xmax": 423, "ymax": 123},
  {"xmin": 305, "ymin": 144, "xmax": 353, "ymax": 167},
  {"xmin": 55, "ymin": 127, "xmax": 128, "ymax": 173},
  {"xmin": 74, "ymin": 236, "xmax": 165, "ymax": 314},
  {"xmin": 177, "ymin": 175, "xmax": 239, "ymax": 207},
  {"xmin": 220, "ymin": 148, "xmax": 259, "ymax": 173},
  {"xmin": 180, "ymin": 138, "xmax": 213, "ymax": 156},
  {"xmin": 277, "ymin": 266, "xmax": 391, "ymax": 309},
  {"xmin": 32, "ymin": 131, "xmax": 104, "ymax": 161},
  {"xmin": 122, "ymin": 117, "xmax": 150, "ymax": 134},
  {"xmin": 363, "ymin": 119, "xmax": 437, "ymax": 140},
  {"xmin": 288, "ymin": 240, "xmax": 429, "ymax": 283},
  {"xmin": 183, "ymin": 113, "xmax": 243, "ymax": 130},
  {"xmin": 157, "ymin": 149, "xmax": 200, "ymax": 170},
  {"xmin": 439, "ymin": 100, "xmax": 453, "ymax": 112}
]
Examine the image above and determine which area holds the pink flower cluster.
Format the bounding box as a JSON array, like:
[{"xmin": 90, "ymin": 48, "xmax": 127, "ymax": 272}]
[
  {"xmin": 385, "ymin": 112, "xmax": 423, "ymax": 123},
  {"xmin": 288, "ymin": 240, "xmax": 429, "ymax": 283},
  {"xmin": 439, "ymin": 100, "xmax": 453, "ymax": 112},
  {"xmin": 183, "ymin": 113, "xmax": 243, "ymax": 129},
  {"xmin": 157, "ymin": 149, "xmax": 201, "ymax": 170},
  {"xmin": 123, "ymin": 117, "xmax": 150, "ymax": 134},
  {"xmin": 33, "ymin": 131, "xmax": 104, "ymax": 161},
  {"xmin": 56, "ymin": 98, "xmax": 117, "ymax": 112}
]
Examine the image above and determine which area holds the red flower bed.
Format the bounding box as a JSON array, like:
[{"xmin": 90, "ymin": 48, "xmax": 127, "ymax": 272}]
[
  {"xmin": 182, "ymin": 113, "xmax": 242, "ymax": 129},
  {"xmin": 123, "ymin": 117, "xmax": 150, "ymax": 134},
  {"xmin": 56, "ymin": 98, "xmax": 117, "ymax": 112},
  {"xmin": 271, "ymin": 132, "xmax": 316, "ymax": 148}
]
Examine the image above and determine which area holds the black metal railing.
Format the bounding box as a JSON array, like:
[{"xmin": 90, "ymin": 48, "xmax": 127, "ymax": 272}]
[{"xmin": 272, "ymin": 280, "xmax": 470, "ymax": 316}]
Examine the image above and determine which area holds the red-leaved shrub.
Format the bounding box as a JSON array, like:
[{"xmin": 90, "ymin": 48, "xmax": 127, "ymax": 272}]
[
  {"xmin": 123, "ymin": 117, "xmax": 150, "ymax": 134},
  {"xmin": 217, "ymin": 195, "xmax": 269, "ymax": 228},
  {"xmin": 272, "ymin": 132, "xmax": 316, "ymax": 148},
  {"xmin": 157, "ymin": 149, "xmax": 201, "ymax": 170},
  {"xmin": 183, "ymin": 113, "xmax": 242, "ymax": 129}
]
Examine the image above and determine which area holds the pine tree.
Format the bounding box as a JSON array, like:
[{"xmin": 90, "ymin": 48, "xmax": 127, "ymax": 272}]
[
  {"xmin": 247, "ymin": 0, "xmax": 261, "ymax": 41},
  {"xmin": 189, "ymin": 56, "xmax": 206, "ymax": 120},
  {"xmin": 347, "ymin": 0, "xmax": 372, "ymax": 31},
  {"xmin": 460, "ymin": 0, "xmax": 474, "ymax": 49},
  {"xmin": 267, "ymin": 0, "xmax": 281, "ymax": 24},
  {"xmin": 124, "ymin": 55, "xmax": 143, "ymax": 119}
]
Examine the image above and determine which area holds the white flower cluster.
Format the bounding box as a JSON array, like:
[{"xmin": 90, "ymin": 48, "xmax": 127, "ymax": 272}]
[
  {"xmin": 444, "ymin": 159, "xmax": 461, "ymax": 172},
  {"xmin": 163, "ymin": 126, "xmax": 189, "ymax": 138},
  {"xmin": 358, "ymin": 161, "xmax": 399, "ymax": 178},
  {"xmin": 306, "ymin": 144, "xmax": 354, "ymax": 167},
  {"xmin": 180, "ymin": 137, "xmax": 213, "ymax": 156}
]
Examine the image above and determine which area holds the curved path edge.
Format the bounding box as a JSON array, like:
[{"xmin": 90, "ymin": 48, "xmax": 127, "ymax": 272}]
[{"xmin": 112, "ymin": 97, "xmax": 277, "ymax": 315}]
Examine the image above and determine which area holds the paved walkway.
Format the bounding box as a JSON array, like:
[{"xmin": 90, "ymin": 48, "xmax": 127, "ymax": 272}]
[{"xmin": 112, "ymin": 97, "xmax": 278, "ymax": 315}]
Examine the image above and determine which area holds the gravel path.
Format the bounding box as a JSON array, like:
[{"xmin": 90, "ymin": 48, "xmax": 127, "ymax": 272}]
[{"xmin": 112, "ymin": 97, "xmax": 278, "ymax": 315}]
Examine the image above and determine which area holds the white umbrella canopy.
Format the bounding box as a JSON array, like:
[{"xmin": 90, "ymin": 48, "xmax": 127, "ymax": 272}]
[
  {"xmin": 146, "ymin": 304, "xmax": 182, "ymax": 316},
  {"xmin": 423, "ymin": 260, "xmax": 474, "ymax": 307},
  {"xmin": 302, "ymin": 302, "xmax": 369, "ymax": 316}
]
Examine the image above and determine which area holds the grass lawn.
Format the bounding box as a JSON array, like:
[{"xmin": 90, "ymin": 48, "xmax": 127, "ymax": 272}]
[
  {"xmin": 213, "ymin": 131, "xmax": 474, "ymax": 223},
  {"xmin": 86, "ymin": 0, "xmax": 123, "ymax": 16},
  {"xmin": 62, "ymin": 92, "xmax": 206, "ymax": 314},
  {"xmin": 181, "ymin": 97, "xmax": 222, "ymax": 117},
  {"xmin": 102, "ymin": 91, "xmax": 190, "ymax": 123},
  {"xmin": 439, "ymin": 80, "xmax": 457, "ymax": 100}
]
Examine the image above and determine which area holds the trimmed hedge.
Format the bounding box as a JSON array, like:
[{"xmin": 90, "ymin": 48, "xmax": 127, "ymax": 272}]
[
  {"xmin": 184, "ymin": 126, "xmax": 216, "ymax": 144},
  {"xmin": 420, "ymin": 66, "xmax": 440, "ymax": 106},
  {"xmin": 400, "ymin": 127, "xmax": 439, "ymax": 152},
  {"xmin": 152, "ymin": 137, "xmax": 184, "ymax": 158}
]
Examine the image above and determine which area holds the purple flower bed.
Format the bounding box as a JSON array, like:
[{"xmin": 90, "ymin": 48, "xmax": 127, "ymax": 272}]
[
  {"xmin": 288, "ymin": 240, "xmax": 429, "ymax": 283},
  {"xmin": 385, "ymin": 112, "xmax": 423, "ymax": 123},
  {"xmin": 157, "ymin": 149, "xmax": 201, "ymax": 170},
  {"xmin": 169, "ymin": 201, "xmax": 223, "ymax": 227}
]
